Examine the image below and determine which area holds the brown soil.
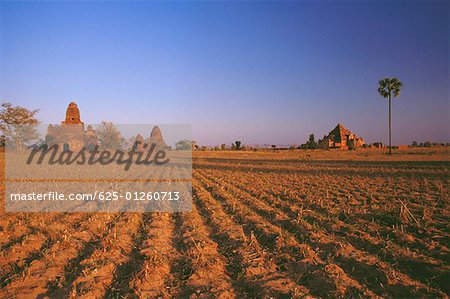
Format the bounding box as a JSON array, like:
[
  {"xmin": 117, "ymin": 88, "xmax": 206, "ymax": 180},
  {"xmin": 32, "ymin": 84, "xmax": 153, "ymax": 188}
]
[{"xmin": 0, "ymin": 148, "xmax": 448, "ymax": 298}]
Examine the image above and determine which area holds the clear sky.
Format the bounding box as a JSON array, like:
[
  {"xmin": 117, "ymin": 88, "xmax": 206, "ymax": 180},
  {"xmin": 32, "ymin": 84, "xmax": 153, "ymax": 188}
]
[{"xmin": 0, "ymin": 1, "xmax": 448, "ymax": 146}]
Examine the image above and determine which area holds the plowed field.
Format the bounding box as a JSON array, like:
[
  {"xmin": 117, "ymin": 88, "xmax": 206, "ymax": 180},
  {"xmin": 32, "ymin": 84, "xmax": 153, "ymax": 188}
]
[{"xmin": 1, "ymin": 149, "xmax": 449, "ymax": 298}]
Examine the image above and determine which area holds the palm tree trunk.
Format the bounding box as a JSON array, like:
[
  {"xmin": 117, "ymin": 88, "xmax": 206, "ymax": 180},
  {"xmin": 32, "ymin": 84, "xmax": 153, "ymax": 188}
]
[{"xmin": 389, "ymin": 92, "xmax": 392, "ymax": 155}]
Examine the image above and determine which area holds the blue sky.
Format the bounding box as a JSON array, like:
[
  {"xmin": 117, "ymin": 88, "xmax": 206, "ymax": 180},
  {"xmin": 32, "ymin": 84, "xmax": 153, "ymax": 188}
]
[{"xmin": 0, "ymin": 1, "xmax": 448, "ymax": 146}]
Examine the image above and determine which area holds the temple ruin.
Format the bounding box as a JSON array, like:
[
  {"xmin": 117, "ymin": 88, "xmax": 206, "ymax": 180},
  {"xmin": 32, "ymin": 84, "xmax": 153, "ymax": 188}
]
[
  {"xmin": 318, "ymin": 123, "xmax": 365, "ymax": 150},
  {"xmin": 61, "ymin": 102, "xmax": 84, "ymax": 125},
  {"xmin": 46, "ymin": 102, "xmax": 165, "ymax": 151},
  {"xmin": 149, "ymin": 126, "xmax": 166, "ymax": 147},
  {"xmin": 46, "ymin": 102, "xmax": 97, "ymax": 151},
  {"xmin": 132, "ymin": 126, "xmax": 167, "ymax": 152}
]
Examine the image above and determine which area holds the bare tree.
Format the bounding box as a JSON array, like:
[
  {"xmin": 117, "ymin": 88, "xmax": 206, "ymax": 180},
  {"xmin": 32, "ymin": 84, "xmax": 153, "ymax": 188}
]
[
  {"xmin": 0, "ymin": 103, "xmax": 40, "ymax": 150},
  {"xmin": 96, "ymin": 121, "xmax": 124, "ymax": 150}
]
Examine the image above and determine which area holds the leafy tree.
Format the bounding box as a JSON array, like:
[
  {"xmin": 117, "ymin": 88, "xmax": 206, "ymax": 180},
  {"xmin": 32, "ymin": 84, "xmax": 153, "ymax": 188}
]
[
  {"xmin": 411, "ymin": 141, "xmax": 418, "ymax": 147},
  {"xmin": 97, "ymin": 121, "xmax": 124, "ymax": 150},
  {"xmin": 301, "ymin": 134, "xmax": 318, "ymax": 149},
  {"xmin": 377, "ymin": 77, "xmax": 403, "ymax": 154},
  {"xmin": 232, "ymin": 140, "xmax": 242, "ymax": 150},
  {"xmin": 175, "ymin": 139, "xmax": 194, "ymax": 150},
  {"xmin": 0, "ymin": 103, "xmax": 40, "ymax": 150},
  {"xmin": 308, "ymin": 134, "xmax": 318, "ymax": 149}
]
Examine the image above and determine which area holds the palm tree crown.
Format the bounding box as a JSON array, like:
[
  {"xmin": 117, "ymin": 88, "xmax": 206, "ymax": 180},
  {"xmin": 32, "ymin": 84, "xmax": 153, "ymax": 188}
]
[
  {"xmin": 377, "ymin": 77, "xmax": 403, "ymax": 155},
  {"xmin": 377, "ymin": 77, "xmax": 403, "ymax": 98}
]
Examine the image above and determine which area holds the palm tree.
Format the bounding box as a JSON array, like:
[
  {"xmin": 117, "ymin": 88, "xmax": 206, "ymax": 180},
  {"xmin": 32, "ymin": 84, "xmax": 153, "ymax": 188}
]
[{"xmin": 377, "ymin": 77, "xmax": 403, "ymax": 154}]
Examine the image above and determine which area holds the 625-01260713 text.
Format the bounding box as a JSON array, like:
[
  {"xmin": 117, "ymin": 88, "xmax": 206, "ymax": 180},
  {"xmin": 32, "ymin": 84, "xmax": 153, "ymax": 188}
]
[{"xmin": 9, "ymin": 191, "xmax": 181, "ymax": 201}]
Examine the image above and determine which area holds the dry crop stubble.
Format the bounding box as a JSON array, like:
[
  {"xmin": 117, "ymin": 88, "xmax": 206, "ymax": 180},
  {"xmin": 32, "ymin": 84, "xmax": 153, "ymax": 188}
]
[{"xmin": 0, "ymin": 149, "xmax": 449, "ymax": 298}]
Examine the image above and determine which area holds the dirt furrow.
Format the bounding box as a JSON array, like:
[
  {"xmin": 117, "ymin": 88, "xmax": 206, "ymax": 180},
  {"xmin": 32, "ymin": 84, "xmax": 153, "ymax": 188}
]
[
  {"xmin": 0, "ymin": 213, "xmax": 89, "ymax": 291},
  {"xmin": 198, "ymin": 169, "xmax": 445, "ymax": 298},
  {"xmin": 196, "ymin": 172, "xmax": 373, "ymax": 298},
  {"xmin": 193, "ymin": 179, "xmax": 312, "ymax": 298},
  {"xmin": 0, "ymin": 213, "xmax": 66, "ymax": 251},
  {"xmin": 104, "ymin": 212, "xmax": 152, "ymax": 298},
  {"xmin": 251, "ymin": 170, "xmax": 449, "ymax": 261},
  {"xmin": 130, "ymin": 212, "xmax": 183, "ymax": 298},
  {"xmin": 176, "ymin": 202, "xmax": 237, "ymax": 298},
  {"xmin": 0, "ymin": 212, "xmax": 96, "ymax": 298},
  {"xmin": 214, "ymin": 169, "xmax": 450, "ymax": 294},
  {"xmin": 43, "ymin": 213, "xmax": 122, "ymax": 298},
  {"xmin": 66, "ymin": 213, "xmax": 142, "ymax": 298}
]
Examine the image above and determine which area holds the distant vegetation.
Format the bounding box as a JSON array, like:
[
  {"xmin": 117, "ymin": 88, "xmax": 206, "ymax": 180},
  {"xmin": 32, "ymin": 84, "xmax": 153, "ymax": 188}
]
[
  {"xmin": 300, "ymin": 134, "xmax": 319, "ymax": 149},
  {"xmin": 175, "ymin": 139, "xmax": 195, "ymax": 150},
  {"xmin": 2, "ymin": 101, "xmax": 449, "ymax": 152},
  {"xmin": 411, "ymin": 141, "xmax": 450, "ymax": 147},
  {"xmin": 231, "ymin": 140, "xmax": 242, "ymax": 150}
]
